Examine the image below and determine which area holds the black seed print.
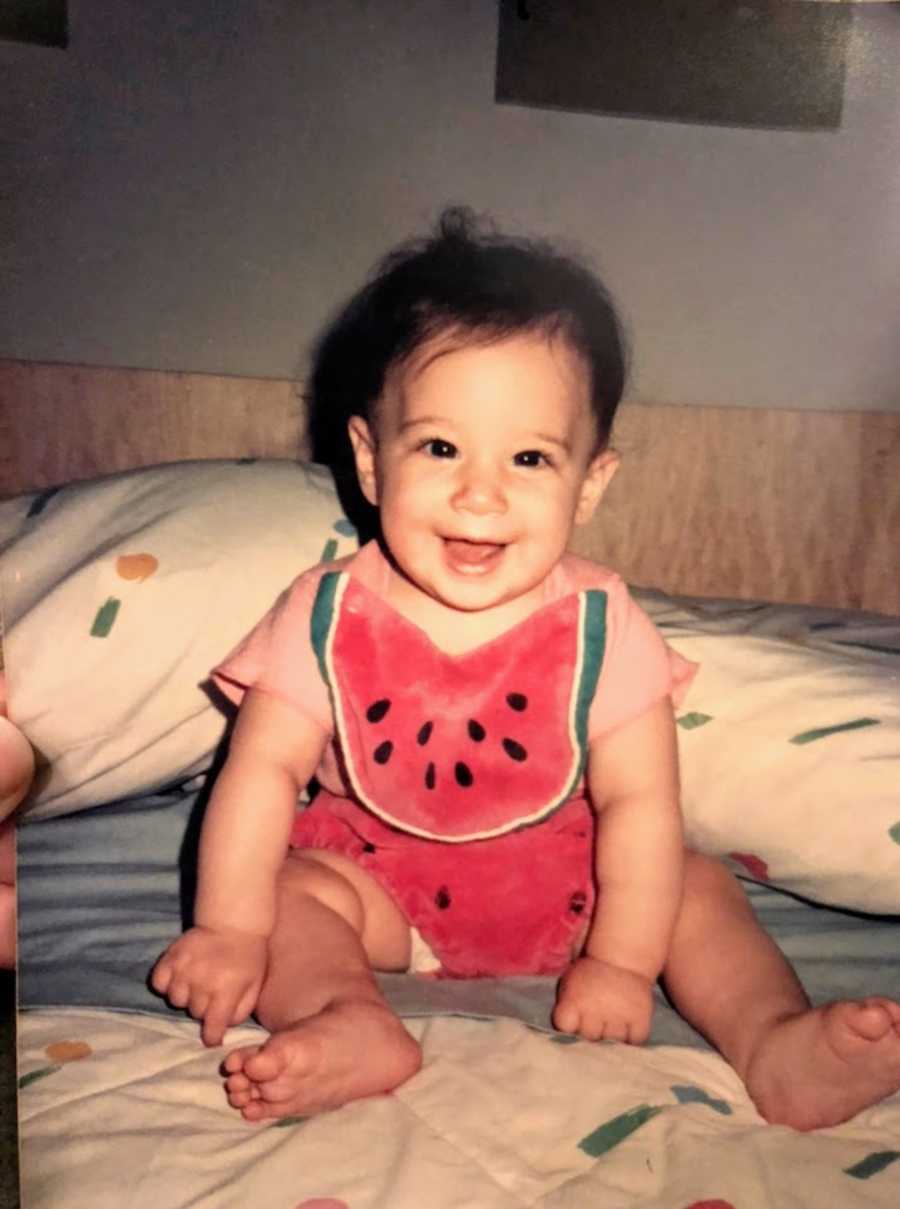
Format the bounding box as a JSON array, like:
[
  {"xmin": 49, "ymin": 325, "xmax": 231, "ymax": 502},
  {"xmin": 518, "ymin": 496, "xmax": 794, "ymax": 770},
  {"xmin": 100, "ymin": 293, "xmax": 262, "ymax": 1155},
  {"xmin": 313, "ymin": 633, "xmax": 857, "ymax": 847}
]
[
  {"xmin": 362, "ymin": 842, "xmax": 376, "ymax": 854},
  {"xmin": 506, "ymin": 692, "xmax": 528, "ymax": 712},
  {"xmin": 373, "ymin": 740, "xmax": 393, "ymax": 765},
  {"xmin": 425, "ymin": 762, "xmax": 436, "ymax": 790},
  {"xmin": 417, "ymin": 721, "xmax": 433, "ymax": 746},
  {"xmin": 467, "ymin": 719, "xmax": 486, "ymax": 742},
  {"xmin": 455, "ymin": 762, "xmax": 474, "ymax": 787},
  {"xmin": 569, "ymin": 891, "xmax": 587, "ymax": 915},
  {"xmin": 502, "ymin": 738, "xmax": 527, "ymax": 762},
  {"xmin": 435, "ymin": 886, "xmax": 452, "ymax": 910},
  {"xmin": 366, "ymin": 699, "xmax": 391, "ymax": 723}
]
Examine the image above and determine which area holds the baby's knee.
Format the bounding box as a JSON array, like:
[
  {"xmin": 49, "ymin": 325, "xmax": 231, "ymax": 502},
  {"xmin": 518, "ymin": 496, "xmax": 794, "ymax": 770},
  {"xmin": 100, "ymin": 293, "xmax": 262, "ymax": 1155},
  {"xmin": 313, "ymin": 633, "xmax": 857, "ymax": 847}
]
[
  {"xmin": 682, "ymin": 849, "xmax": 743, "ymax": 904},
  {"xmin": 280, "ymin": 850, "xmax": 366, "ymax": 932}
]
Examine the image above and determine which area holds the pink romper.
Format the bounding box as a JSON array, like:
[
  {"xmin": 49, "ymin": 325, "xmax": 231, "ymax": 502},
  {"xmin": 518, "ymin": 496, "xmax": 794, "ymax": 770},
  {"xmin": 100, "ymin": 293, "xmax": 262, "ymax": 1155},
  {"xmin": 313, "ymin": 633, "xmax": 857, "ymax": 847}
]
[{"xmin": 213, "ymin": 541, "xmax": 694, "ymax": 979}]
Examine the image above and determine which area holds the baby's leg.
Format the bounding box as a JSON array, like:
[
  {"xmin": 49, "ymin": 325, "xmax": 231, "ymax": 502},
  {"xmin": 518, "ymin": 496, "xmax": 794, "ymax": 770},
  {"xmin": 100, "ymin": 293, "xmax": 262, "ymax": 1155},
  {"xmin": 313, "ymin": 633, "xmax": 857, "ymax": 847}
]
[
  {"xmin": 664, "ymin": 853, "xmax": 900, "ymax": 1131},
  {"xmin": 223, "ymin": 850, "xmax": 421, "ymax": 1121}
]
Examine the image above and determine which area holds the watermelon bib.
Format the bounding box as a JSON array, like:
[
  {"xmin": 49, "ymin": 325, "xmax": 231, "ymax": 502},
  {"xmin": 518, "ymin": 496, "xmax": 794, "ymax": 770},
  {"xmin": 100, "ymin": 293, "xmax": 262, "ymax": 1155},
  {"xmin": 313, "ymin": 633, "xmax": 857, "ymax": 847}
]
[{"xmin": 311, "ymin": 572, "xmax": 607, "ymax": 842}]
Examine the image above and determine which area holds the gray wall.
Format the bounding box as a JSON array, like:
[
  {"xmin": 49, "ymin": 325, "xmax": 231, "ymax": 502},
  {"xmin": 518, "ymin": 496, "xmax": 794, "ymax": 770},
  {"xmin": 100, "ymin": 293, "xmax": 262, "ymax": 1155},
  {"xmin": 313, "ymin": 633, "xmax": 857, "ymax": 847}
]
[{"xmin": 2, "ymin": 0, "xmax": 898, "ymax": 411}]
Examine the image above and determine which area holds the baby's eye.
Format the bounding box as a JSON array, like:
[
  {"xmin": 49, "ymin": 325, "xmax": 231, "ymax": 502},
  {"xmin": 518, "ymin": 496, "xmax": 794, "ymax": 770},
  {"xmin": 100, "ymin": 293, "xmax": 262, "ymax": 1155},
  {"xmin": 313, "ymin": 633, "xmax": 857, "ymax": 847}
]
[
  {"xmin": 422, "ymin": 439, "xmax": 457, "ymax": 459},
  {"xmin": 513, "ymin": 450, "xmax": 551, "ymax": 468}
]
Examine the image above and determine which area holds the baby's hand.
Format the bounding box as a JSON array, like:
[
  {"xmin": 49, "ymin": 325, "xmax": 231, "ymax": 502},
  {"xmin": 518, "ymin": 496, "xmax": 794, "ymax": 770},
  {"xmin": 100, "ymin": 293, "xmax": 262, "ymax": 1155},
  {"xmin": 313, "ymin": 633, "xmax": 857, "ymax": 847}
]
[
  {"xmin": 151, "ymin": 925, "xmax": 267, "ymax": 1047},
  {"xmin": 552, "ymin": 956, "xmax": 654, "ymax": 1044}
]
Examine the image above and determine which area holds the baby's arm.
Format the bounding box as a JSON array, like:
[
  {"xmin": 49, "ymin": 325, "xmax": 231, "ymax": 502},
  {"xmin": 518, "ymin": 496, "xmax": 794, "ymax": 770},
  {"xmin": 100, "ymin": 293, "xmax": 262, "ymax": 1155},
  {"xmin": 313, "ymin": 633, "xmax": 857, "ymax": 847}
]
[
  {"xmin": 553, "ymin": 697, "xmax": 684, "ymax": 1043},
  {"xmin": 152, "ymin": 688, "xmax": 327, "ymax": 1046}
]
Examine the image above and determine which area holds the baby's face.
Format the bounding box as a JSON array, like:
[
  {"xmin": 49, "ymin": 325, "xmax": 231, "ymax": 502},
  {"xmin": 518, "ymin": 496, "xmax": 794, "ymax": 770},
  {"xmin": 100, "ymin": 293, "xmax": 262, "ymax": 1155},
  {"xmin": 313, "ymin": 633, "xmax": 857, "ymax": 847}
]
[{"xmin": 349, "ymin": 331, "xmax": 618, "ymax": 624}]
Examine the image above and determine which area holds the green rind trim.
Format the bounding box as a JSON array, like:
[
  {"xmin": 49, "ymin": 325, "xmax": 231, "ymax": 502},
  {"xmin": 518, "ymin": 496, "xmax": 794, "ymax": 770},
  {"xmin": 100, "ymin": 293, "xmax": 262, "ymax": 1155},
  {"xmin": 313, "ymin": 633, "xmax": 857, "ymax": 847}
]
[
  {"xmin": 310, "ymin": 571, "xmax": 343, "ymax": 684},
  {"xmin": 568, "ymin": 589, "xmax": 607, "ymax": 791},
  {"xmin": 501, "ymin": 589, "xmax": 607, "ymax": 837},
  {"xmin": 790, "ymin": 717, "xmax": 880, "ymax": 745}
]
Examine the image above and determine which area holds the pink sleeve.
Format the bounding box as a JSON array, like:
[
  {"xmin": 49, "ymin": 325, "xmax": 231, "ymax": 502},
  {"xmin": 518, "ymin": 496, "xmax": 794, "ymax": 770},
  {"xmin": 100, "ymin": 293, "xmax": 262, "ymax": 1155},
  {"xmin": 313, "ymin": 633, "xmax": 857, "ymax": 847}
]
[
  {"xmin": 211, "ymin": 566, "xmax": 333, "ymax": 734},
  {"xmin": 587, "ymin": 579, "xmax": 696, "ymax": 741}
]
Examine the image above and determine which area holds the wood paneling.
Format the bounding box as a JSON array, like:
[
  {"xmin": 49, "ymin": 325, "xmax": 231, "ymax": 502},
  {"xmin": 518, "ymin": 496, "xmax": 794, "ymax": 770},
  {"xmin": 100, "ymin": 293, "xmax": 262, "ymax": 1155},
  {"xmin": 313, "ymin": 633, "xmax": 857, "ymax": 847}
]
[
  {"xmin": 2, "ymin": 360, "xmax": 897, "ymax": 615},
  {"xmin": 570, "ymin": 402, "xmax": 900, "ymax": 615},
  {"xmin": 0, "ymin": 359, "xmax": 309, "ymax": 496}
]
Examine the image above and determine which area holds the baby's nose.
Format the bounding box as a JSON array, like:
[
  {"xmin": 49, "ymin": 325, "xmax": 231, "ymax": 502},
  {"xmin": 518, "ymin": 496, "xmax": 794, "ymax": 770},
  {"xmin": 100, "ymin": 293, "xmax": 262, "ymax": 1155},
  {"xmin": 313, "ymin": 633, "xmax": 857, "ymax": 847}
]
[{"xmin": 452, "ymin": 464, "xmax": 507, "ymax": 514}]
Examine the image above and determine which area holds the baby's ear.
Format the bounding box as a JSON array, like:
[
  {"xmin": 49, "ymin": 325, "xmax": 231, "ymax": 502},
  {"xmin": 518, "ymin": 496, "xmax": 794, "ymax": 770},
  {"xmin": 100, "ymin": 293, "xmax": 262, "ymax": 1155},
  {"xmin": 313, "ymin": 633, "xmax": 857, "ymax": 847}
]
[
  {"xmin": 575, "ymin": 448, "xmax": 619, "ymax": 525},
  {"xmin": 347, "ymin": 416, "xmax": 379, "ymax": 507}
]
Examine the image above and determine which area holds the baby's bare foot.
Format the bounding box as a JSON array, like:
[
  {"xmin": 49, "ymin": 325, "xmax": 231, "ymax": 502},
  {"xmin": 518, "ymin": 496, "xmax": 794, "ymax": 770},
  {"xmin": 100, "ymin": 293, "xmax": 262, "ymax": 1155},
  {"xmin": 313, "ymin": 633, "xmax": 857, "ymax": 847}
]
[
  {"xmin": 222, "ymin": 996, "xmax": 421, "ymax": 1120},
  {"xmin": 744, "ymin": 998, "xmax": 900, "ymax": 1131}
]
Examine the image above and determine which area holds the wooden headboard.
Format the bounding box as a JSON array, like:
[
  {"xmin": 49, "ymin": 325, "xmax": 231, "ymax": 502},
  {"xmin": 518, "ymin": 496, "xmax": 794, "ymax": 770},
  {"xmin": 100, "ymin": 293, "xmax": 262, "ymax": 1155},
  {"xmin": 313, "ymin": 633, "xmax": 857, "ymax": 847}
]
[{"xmin": 2, "ymin": 358, "xmax": 898, "ymax": 615}]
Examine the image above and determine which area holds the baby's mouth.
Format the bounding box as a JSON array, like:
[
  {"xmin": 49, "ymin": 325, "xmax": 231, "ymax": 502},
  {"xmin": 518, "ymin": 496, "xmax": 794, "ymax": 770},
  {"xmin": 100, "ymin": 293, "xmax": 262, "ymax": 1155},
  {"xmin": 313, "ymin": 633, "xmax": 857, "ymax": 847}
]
[{"xmin": 442, "ymin": 538, "xmax": 506, "ymax": 572}]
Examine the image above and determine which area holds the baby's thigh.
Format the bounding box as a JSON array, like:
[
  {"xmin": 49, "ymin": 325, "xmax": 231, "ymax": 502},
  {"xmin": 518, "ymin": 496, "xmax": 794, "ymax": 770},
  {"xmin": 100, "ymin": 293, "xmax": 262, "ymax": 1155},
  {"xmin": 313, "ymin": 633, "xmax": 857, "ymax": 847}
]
[{"xmin": 285, "ymin": 847, "xmax": 412, "ymax": 972}]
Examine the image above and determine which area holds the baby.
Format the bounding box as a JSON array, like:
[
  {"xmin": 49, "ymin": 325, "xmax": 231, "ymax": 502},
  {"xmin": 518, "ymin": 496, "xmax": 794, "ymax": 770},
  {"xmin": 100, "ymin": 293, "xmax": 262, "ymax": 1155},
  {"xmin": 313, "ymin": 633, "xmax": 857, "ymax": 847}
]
[{"xmin": 153, "ymin": 209, "xmax": 900, "ymax": 1131}]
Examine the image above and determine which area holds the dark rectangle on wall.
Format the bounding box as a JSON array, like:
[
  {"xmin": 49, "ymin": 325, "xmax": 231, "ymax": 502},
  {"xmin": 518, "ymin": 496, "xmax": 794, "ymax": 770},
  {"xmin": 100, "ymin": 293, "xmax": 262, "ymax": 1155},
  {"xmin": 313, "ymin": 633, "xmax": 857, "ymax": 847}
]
[
  {"xmin": 496, "ymin": 0, "xmax": 850, "ymax": 131},
  {"xmin": 0, "ymin": 0, "xmax": 68, "ymax": 48}
]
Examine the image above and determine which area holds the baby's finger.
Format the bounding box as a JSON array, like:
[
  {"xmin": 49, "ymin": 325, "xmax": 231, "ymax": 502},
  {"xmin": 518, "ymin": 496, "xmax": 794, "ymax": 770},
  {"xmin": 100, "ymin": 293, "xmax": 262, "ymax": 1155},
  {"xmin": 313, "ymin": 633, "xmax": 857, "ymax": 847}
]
[
  {"xmin": 231, "ymin": 984, "xmax": 260, "ymax": 1028},
  {"xmin": 627, "ymin": 1015, "xmax": 651, "ymax": 1046},
  {"xmin": 551, "ymin": 998, "xmax": 580, "ymax": 1036},
  {"xmin": 202, "ymin": 994, "xmax": 235, "ymax": 1048},
  {"xmin": 599, "ymin": 1016, "xmax": 630, "ymax": 1044},
  {"xmin": 188, "ymin": 988, "xmax": 211, "ymax": 1024},
  {"xmin": 166, "ymin": 976, "xmax": 192, "ymax": 1010},
  {"xmin": 150, "ymin": 957, "xmax": 173, "ymax": 995},
  {"xmin": 576, "ymin": 1014, "xmax": 609, "ymax": 1043}
]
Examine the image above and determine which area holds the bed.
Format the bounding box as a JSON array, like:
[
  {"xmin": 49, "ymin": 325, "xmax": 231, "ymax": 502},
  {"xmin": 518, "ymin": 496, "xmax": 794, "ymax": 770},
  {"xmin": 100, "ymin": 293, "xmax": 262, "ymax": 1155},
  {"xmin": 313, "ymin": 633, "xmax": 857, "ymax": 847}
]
[{"xmin": 3, "ymin": 358, "xmax": 899, "ymax": 1209}]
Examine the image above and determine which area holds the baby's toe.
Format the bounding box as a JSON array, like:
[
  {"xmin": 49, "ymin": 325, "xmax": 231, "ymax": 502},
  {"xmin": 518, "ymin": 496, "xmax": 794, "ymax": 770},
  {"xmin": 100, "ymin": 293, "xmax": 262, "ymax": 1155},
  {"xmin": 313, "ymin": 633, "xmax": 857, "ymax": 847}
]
[
  {"xmin": 833, "ymin": 999, "xmax": 900, "ymax": 1046},
  {"xmin": 240, "ymin": 1098, "xmax": 272, "ymax": 1122},
  {"xmin": 242, "ymin": 1041, "xmax": 295, "ymax": 1083},
  {"xmin": 224, "ymin": 1069, "xmax": 252, "ymax": 1094},
  {"xmin": 223, "ymin": 1045, "xmax": 260, "ymax": 1075}
]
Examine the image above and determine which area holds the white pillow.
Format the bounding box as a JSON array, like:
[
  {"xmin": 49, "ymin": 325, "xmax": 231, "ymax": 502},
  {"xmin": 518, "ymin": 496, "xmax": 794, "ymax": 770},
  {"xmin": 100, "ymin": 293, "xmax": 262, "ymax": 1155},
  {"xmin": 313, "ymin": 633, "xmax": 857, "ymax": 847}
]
[
  {"xmin": 1, "ymin": 460, "xmax": 358, "ymax": 821},
  {"xmin": 635, "ymin": 591, "xmax": 900, "ymax": 915}
]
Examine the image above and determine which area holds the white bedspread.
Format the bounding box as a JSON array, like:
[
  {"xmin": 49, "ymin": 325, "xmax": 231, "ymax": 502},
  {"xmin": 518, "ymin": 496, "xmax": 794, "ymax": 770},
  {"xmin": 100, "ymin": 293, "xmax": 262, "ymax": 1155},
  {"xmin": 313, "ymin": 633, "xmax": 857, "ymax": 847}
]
[{"xmin": 20, "ymin": 1007, "xmax": 900, "ymax": 1209}]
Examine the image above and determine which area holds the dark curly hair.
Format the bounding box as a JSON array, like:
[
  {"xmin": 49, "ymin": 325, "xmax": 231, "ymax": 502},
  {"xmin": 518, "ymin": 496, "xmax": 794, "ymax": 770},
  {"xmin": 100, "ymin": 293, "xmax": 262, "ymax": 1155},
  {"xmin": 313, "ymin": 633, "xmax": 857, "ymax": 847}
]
[{"xmin": 308, "ymin": 207, "xmax": 627, "ymax": 523}]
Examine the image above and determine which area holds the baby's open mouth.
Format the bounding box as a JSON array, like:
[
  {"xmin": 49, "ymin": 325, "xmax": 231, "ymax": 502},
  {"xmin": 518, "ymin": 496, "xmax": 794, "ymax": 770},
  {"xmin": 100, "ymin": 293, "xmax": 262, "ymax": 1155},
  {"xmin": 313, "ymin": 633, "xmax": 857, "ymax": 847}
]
[{"xmin": 442, "ymin": 538, "xmax": 506, "ymax": 571}]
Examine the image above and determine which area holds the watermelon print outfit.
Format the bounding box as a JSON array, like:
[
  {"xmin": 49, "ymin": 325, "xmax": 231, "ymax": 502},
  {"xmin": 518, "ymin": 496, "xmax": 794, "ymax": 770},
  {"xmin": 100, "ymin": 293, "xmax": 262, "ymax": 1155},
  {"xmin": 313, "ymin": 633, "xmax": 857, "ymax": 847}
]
[{"xmin": 213, "ymin": 541, "xmax": 694, "ymax": 979}]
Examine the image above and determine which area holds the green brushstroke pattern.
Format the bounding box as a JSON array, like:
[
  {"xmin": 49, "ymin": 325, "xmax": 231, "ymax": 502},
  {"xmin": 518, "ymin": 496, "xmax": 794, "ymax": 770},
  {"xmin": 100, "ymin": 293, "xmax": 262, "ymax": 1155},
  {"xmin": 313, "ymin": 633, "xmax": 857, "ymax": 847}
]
[
  {"xmin": 844, "ymin": 1150, "xmax": 900, "ymax": 1180},
  {"xmin": 18, "ymin": 1065, "xmax": 61, "ymax": 1089},
  {"xmin": 677, "ymin": 712, "xmax": 713, "ymax": 730},
  {"xmin": 790, "ymin": 717, "xmax": 880, "ymax": 745},
  {"xmin": 578, "ymin": 1104, "xmax": 664, "ymax": 1158},
  {"xmin": 90, "ymin": 597, "xmax": 121, "ymax": 637},
  {"xmin": 671, "ymin": 1084, "xmax": 732, "ymax": 1115}
]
